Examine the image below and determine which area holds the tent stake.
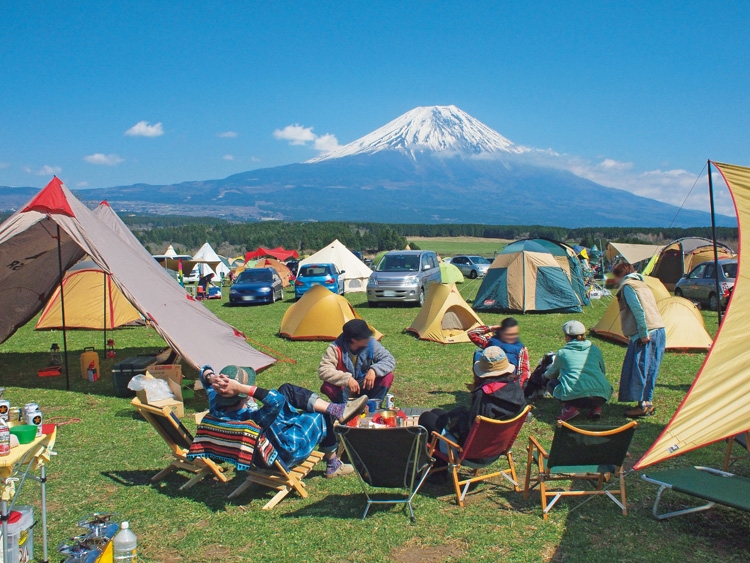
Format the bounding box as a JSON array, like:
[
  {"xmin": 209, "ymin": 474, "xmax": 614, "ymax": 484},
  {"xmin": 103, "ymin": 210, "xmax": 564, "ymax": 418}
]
[
  {"xmin": 56, "ymin": 224, "xmax": 70, "ymax": 390},
  {"xmin": 707, "ymin": 160, "xmax": 724, "ymax": 327}
]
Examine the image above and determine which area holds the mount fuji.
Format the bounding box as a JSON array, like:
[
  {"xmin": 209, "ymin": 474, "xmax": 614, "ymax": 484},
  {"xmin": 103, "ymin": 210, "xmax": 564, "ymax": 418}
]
[{"xmin": 1, "ymin": 105, "xmax": 727, "ymax": 227}]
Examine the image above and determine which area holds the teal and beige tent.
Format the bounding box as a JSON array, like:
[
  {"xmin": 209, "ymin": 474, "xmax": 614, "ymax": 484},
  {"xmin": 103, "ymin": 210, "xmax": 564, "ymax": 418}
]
[{"xmin": 473, "ymin": 239, "xmax": 589, "ymax": 313}]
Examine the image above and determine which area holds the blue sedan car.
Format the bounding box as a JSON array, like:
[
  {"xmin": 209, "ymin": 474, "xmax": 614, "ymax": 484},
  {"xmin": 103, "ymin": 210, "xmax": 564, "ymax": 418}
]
[
  {"xmin": 294, "ymin": 263, "xmax": 345, "ymax": 300},
  {"xmin": 229, "ymin": 268, "xmax": 284, "ymax": 305}
]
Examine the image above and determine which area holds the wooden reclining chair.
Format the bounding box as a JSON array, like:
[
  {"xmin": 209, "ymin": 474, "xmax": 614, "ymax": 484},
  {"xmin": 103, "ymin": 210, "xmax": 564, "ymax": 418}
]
[
  {"xmin": 429, "ymin": 405, "xmax": 531, "ymax": 507},
  {"xmin": 131, "ymin": 398, "xmax": 227, "ymax": 490},
  {"xmin": 227, "ymin": 450, "xmax": 325, "ymax": 510},
  {"xmin": 524, "ymin": 420, "xmax": 637, "ymax": 519}
]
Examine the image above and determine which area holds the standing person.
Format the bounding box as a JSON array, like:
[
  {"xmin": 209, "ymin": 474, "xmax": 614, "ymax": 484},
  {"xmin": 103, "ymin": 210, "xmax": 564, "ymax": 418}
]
[
  {"xmin": 487, "ymin": 318, "xmax": 531, "ymax": 388},
  {"xmin": 611, "ymin": 263, "xmax": 667, "ymax": 418},
  {"xmin": 543, "ymin": 321, "xmax": 613, "ymax": 422},
  {"xmin": 318, "ymin": 319, "xmax": 396, "ymax": 403},
  {"xmin": 200, "ymin": 365, "xmax": 367, "ymax": 477}
]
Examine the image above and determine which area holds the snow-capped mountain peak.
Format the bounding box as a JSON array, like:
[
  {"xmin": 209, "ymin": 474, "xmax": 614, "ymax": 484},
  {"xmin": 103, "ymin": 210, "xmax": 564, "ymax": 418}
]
[{"xmin": 308, "ymin": 105, "xmax": 527, "ymax": 162}]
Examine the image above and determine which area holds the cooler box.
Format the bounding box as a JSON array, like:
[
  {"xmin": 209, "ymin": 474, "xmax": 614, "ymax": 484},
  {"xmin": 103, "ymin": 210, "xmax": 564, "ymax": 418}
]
[
  {"xmin": 112, "ymin": 356, "xmax": 157, "ymax": 398},
  {"xmin": 1, "ymin": 505, "xmax": 34, "ymax": 563}
]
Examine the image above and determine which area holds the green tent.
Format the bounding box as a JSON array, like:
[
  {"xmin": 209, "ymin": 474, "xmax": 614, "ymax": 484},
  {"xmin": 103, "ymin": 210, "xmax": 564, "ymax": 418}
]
[{"xmin": 440, "ymin": 262, "xmax": 465, "ymax": 284}]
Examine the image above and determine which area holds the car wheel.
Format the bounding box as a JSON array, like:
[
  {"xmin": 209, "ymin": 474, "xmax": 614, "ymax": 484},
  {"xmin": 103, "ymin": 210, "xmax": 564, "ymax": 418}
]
[
  {"xmin": 418, "ymin": 288, "xmax": 425, "ymax": 307},
  {"xmin": 469, "ymin": 269, "xmax": 478, "ymax": 279},
  {"xmin": 709, "ymin": 293, "xmax": 719, "ymax": 312},
  {"xmin": 674, "ymin": 288, "xmax": 683, "ymax": 297}
]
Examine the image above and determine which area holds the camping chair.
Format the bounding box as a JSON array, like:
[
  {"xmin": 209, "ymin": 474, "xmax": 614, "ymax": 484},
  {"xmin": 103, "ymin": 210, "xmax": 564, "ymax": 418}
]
[
  {"xmin": 227, "ymin": 450, "xmax": 326, "ymax": 510},
  {"xmin": 428, "ymin": 405, "xmax": 531, "ymax": 507},
  {"xmin": 524, "ymin": 420, "xmax": 637, "ymax": 520},
  {"xmin": 641, "ymin": 466, "xmax": 750, "ymax": 520},
  {"xmin": 334, "ymin": 425, "xmax": 433, "ymax": 521},
  {"xmin": 724, "ymin": 431, "xmax": 750, "ymax": 471},
  {"xmin": 131, "ymin": 398, "xmax": 227, "ymax": 490}
]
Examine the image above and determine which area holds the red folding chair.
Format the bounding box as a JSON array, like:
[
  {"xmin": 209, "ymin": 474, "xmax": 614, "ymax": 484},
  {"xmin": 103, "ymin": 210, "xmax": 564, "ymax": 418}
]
[{"xmin": 428, "ymin": 405, "xmax": 531, "ymax": 507}]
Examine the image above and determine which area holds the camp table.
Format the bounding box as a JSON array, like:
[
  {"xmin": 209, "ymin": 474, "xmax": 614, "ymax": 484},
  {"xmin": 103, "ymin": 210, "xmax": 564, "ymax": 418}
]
[
  {"xmin": 0, "ymin": 424, "xmax": 56, "ymax": 562},
  {"xmin": 641, "ymin": 465, "xmax": 750, "ymax": 520}
]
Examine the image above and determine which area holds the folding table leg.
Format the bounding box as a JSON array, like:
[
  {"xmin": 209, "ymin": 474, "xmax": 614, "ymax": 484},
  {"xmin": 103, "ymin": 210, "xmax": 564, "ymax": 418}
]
[{"xmin": 41, "ymin": 465, "xmax": 49, "ymax": 563}]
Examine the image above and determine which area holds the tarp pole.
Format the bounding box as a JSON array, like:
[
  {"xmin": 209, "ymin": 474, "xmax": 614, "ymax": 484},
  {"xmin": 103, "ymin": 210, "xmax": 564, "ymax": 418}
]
[
  {"xmin": 103, "ymin": 270, "xmax": 107, "ymax": 352},
  {"xmin": 708, "ymin": 160, "xmax": 724, "ymax": 326},
  {"xmin": 56, "ymin": 225, "xmax": 70, "ymax": 390}
]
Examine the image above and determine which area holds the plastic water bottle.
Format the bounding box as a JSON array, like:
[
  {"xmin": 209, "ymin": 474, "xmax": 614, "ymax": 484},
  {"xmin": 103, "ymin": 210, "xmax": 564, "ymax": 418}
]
[
  {"xmin": 0, "ymin": 420, "xmax": 9, "ymax": 456},
  {"xmin": 113, "ymin": 521, "xmax": 137, "ymax": 562}
]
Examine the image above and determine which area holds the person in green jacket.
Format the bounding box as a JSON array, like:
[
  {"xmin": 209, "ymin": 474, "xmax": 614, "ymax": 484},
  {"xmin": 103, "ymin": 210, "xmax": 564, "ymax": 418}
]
[{"xmin": 544, "ymin": 320, "xmax": 613, "ymax": 422}]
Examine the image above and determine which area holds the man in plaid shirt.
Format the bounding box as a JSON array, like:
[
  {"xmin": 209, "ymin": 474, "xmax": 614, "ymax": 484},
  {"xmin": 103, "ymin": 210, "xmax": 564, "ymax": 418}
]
[{"xmin": 200, "ymin": 365, "xmax": 367, "ymax": 477}]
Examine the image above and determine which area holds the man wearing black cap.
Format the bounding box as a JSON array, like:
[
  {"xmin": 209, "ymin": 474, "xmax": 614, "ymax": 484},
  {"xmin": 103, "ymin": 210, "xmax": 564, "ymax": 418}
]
[{"xmin": 319, "ymin": 319, "xmax": 396, "ymax": 403}]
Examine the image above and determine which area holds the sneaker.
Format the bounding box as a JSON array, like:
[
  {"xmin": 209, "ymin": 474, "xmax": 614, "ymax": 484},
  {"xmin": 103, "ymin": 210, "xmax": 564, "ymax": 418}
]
[
  {"xmin": 588, "ymin": 407, "xmax": 602, "ymax": 420},
  {"xmin": 339, "ymin": 396, "xmax": 368, "ymax": 424},
  {"xmin": 625, "ymin": 405, "xmax": 656, "ymax": 418},
  {"xmin": 324, "ymin": 461, "xmax": 355, "ymax": 478},
  {"xmin": 558, "ymin": 405, "xmax": 580, "ymax": 422}
]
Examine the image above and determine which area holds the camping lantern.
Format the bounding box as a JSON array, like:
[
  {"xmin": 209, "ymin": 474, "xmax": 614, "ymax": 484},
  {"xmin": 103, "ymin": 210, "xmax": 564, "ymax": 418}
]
[
  {"xmin": 50, "ymin": 343, "xmax": 62, "ymax": 366},
  {"xmin": 106, "ymin": 339, "xmax": 116, "ymax": 359}
]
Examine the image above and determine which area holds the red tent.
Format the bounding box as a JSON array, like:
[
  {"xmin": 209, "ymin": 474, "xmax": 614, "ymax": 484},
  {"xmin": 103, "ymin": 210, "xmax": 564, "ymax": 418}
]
[{"xmin": 245, "ymin": 246, "xmax": 299, "ymax": 262}]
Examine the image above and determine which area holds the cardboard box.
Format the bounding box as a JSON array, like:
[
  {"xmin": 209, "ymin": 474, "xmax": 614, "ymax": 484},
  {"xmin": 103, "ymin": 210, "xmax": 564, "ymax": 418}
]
[
  {"xmin": 146, "ymin": 364, "xmax": 182, "ymax": 384},
  {"xmin": 135, "ymin": 370, "xmax": 185, "ymax": 418}
]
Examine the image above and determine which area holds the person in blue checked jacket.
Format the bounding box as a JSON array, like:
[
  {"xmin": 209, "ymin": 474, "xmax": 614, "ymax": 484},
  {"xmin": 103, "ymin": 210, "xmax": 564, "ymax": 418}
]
[{"xmin": 200, "ymin": 365, "xmax": 367, "ymax": 477}]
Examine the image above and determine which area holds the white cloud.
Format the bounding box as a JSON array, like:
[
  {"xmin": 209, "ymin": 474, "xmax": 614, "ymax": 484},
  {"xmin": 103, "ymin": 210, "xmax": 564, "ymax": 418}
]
[
  {"xmin": 125, "ymin": 121, "xmax": 164, "ymax": 137},
  {"xmin": 222, "ymin": 154, "xmax": 234, "ymax": 161},
  {"xmin": 0, "ymin": 162, "xmax": 9, "ymax": 169},
  {"xmin": 273, "ymin": 123, "xmax": 340, "ymax": 152},
  {"xmin": 218, "ymin": 131, "xmax": 238, "ymax": 138},
  {"xmin": 250, "ymin": 156, "xmax": 261, "ymax": 162},
  {"xmin": 24, "ymin": 164, "xmax": 62, "ymax": 176},
  {"xmin": 84, "ymin": 153, "xmax": 124, "ymax": 166},
  {"xmin": 76, "ymin": 181, "xmax": 89, "ymax": 187}
]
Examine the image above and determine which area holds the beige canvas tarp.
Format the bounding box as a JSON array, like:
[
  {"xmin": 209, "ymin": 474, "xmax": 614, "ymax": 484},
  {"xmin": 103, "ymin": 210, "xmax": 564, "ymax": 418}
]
[
  {"xmin": 636, "ymin": 161, "xmax": 748, "ymax": 469},
  {"xmin": 300, "ymin": 239, "xmax": 372, "ymax": 293},
  {"xmin": 0, "ymin": 178, "xmax": 275, "ymax": 372},
  {"xmin": 605, "ymin": 242, "xmax": 664, "ymax": 265}
]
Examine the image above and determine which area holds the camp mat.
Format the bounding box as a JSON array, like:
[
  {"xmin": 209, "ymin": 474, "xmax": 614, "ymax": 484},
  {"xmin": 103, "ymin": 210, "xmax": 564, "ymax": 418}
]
[{"xmin": 642, "ymin": 466, "xmax": 750, "ymax": 512}]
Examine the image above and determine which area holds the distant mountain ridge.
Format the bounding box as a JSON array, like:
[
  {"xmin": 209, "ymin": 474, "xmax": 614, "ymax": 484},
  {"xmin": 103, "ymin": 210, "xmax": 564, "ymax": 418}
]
[{"xmin": 0, "ymin": 106, "xmax": 734, "ymax": 227}]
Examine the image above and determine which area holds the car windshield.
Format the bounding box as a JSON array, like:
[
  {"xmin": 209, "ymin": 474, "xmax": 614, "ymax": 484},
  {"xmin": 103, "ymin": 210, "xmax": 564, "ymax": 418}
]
[
  {"xmin": 377, "ymin": 255, "xmax": 420, "ymax": 272},
  {"xmin": 236, "ymin": 270, "xmax": 272, "ymax": 283},
  {"xmin": 299, "ymin": 266, "xmax": 331, "ymax": 277},
  {"xmin": 722, "ymin": 263, "xmax": 737, "ymax": 279},
  {"xmin": 469, "ymin": 256, "xmax": 490, "ymax": 265}
]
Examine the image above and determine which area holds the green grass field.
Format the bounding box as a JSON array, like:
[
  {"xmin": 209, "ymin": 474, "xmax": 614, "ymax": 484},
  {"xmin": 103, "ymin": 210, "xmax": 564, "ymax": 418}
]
[
  {"xmin": 407, "ymin": 237, "xmax": 508, "ymax": 257},
  {"xmin": 0, "ymin": 280, "xmax": 748, "ymax": 563}
]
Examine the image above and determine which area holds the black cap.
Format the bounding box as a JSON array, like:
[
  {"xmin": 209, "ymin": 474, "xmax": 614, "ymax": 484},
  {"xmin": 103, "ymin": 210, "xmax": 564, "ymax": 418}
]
[{"xmin": 342, "ymin": 319, "xmax": 373, "ymax": 341}]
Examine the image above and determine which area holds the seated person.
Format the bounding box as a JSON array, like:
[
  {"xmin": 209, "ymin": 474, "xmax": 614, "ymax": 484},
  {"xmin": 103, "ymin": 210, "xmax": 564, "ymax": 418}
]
[
  {"xmin": 419, "ymin": 347, "xmax": 526, "ymax": 464},
  {"xmin": 486, "ymin": 317, "xmax": 530, "ymax": 388},
  {"xmin": 543, "ymin": 321, "xmax": 613, "ymax": 422},
  {"xmin": 200, "ymin": 365, "xmax": 368, "ymax": 477},
  {"xmin": 319, "ymin": 319, "xmax": 396, "ymax": 403}
]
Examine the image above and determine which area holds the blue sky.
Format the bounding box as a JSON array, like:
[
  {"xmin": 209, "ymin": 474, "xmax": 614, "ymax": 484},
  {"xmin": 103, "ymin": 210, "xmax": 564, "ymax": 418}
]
[{"xmin": 1, "ymin": 2, "xmax": 747, "ymax": 212}]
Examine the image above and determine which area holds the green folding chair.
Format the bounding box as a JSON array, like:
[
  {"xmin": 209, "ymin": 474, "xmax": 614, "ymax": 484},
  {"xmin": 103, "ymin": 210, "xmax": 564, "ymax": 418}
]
[
  {"xmin": 334, "ymin": 425, "xmax": 433, "ymax": 522},
  {"xmin": 524, "ymin": 420, "xmax": 637, "ymax": 519},
  {"xmin": 642, "ymin": 466, "xmax": 750, "ymax": 520}
]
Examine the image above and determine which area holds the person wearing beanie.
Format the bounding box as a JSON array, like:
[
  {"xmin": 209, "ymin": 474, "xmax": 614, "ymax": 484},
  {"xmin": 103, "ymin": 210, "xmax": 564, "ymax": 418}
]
[
  {"xmin": 318, "ymin": 319, "xmax": 396, "ymax": 403},
  {"xmin": 543, "ymin": 321, "xmax": 613, "ymax": 422},
  {"xmin": 200, "ymin": 365, "xmax": 367, "ymax": 478}
]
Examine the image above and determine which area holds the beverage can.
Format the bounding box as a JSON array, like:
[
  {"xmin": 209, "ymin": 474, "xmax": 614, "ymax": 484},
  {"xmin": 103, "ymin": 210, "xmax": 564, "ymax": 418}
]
[
  {"xmin": 0, "ymin": 400, "xmax": 10, "ymax": 421},
  {"xmin": 385, "ymin": 394, "xmax": 395, "ymax": 409},
  {"xmin": 0, "ymin": 422, "xmax": 9, "ymax": 456},
  {"xmin": 366, "ymin": 399, "xmax": 381, "ymax": 414},
  {"xmin": 25, "ymin": 409, "xmax": 42, "ymax": 436},
  {"xmin": 24, "ymin": 402, "xmax": 39, "ymax": 414}
]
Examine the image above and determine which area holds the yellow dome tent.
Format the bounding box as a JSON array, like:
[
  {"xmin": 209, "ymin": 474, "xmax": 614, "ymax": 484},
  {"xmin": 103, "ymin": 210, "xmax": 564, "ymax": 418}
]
[
  {"xmin": 591, "ymin": 276, "xmax": 712, "ymax": 350},
  {"xmin": 406, "ymin": 283, "xmax": 483, "ymax": 344},
  {"xmin": 279, "ymin": 284, "xmax": 382, "ymax": 341},
  {"xmin": 36, "ymin": 261, "xmax": 142, "ymax": 330}
]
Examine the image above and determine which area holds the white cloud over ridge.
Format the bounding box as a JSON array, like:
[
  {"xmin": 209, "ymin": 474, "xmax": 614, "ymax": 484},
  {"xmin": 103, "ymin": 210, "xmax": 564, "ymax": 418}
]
[
  {"xmin": 273, "ymin": 124, "xmax": 340, "ymax": 151},
  {"xmin": 84, "ymin": 153, "xmax": 124, "ymax": 166},
  {"xmin": 125, "ymin": 121, "xmax": 164, "ymax": 137},
  {"xmin": 218, "ymin": 131, "xmax": 238, "ymax": 138},
  {"xmin": 222, "ymin": 154, "xmax": 234, "ymax": 161},
  {"xmin": 24, "ymin": 164, "xmax": 61, "ymax": 176}
]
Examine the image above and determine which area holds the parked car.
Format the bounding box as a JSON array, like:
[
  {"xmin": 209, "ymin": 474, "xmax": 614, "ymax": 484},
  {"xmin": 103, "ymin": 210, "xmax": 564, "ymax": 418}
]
[
  {"xmin": 285, "ymin": 259, "xmax": 299, "ymax": 277},
  {"xmin": 229, "ymin": 267, "xmax": 284, "ymax": 305},
  {"xmin": 450, "ymin": 255, "xmax": 491, "ymax": 279},
  {"xmin": 367, "ymin": 250, "xmax": 441, "ymax": 307},
  {"xmin": 294, "ymin": 263, "xmax": 345, "ymax": 300},
  {"xmin": 674, "ymin": 259, "xmax": 737, "ymax": 311}
]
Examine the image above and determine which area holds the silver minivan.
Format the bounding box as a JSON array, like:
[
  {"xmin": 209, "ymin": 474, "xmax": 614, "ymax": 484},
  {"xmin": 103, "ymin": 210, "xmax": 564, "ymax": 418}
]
[{"xmin": 367, "ymin": 250, "xmax": 441, "ymax": 307}]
